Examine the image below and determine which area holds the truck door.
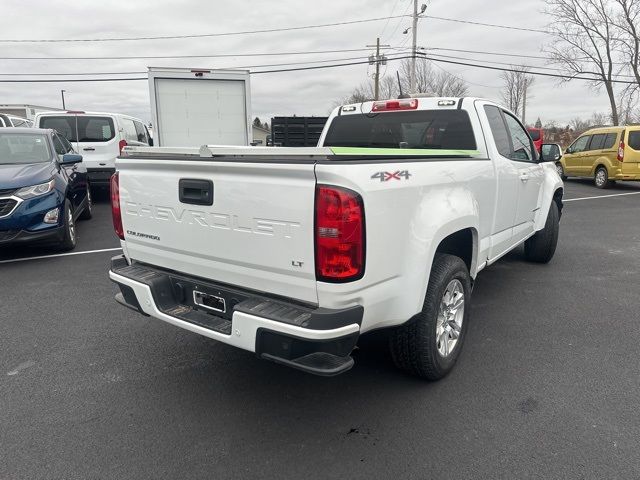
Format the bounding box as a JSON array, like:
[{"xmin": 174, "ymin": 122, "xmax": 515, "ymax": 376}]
[
  {"xmin": 501, "ymin": 112, "xmax": 544, "ymax": 243},
  {"xmin": 480, "ymin": 104, "xmax": 520, "ymax": 258}
]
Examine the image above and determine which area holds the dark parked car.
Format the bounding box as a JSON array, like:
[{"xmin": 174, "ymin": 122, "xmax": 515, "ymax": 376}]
[{"xmin": 0, "ymin": 128, "xmax": 92, "ymax": 250}]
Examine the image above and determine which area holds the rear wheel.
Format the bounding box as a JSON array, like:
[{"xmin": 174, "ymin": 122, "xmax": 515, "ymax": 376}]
[
  {"xmin": 59, "ymin": 200, "xmax": 77, "ymax": 251},
  {"xmin": 524, "ymin": 201, "xmax": 559, "ymax": 263},
  {"xmin": 594, "ymin": 166, "xmax": 613, "ymax": 189},
  {"xmin": 79, "ymin": 186, "xmax": 92, "ymax": 220},
  {"xmin": 389, "ymin": 254, "xmax": 471, "ymax": 380},
  {"xmin": 555, "ymin": 162, "xmax": 567, "ymax": 181}
]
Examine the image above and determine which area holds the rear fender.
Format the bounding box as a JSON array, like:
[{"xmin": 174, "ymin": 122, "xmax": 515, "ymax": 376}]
[
  {"xmin": 588, "ymin": 156, "xmax": 616, "ymax": 176},
  {"xmin": 411, "ymin": 187, "xmax": 479, "ymax": 309}
]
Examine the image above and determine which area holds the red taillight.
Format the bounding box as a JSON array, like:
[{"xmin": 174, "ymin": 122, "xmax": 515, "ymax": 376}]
[
  {"xmin": 372, "ymin": 99, "xmax": 419, "ymax": 112},
  {"xmin": 315, "ymin": 185, "xmax": 365, "ymax": 282},
  {"xmin": 110, "ymin": 172, "xmax": 124, "ymax": 240},
  {"xmin": 617, "ymin": 141, "xmax": 625, "ymax": 162},
  {"xmin": 118, "ymin": 139, "xmax": 127, "ymax": 155}
]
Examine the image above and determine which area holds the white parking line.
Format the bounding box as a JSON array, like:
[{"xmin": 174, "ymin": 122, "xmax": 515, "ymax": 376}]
[
  {"xmin": 0, "ymin": 247, "xmax": 122, "ymax": 265},
  {"xmin": 564, "ymin": 191, "xmax": 640, "ymax": 202}
]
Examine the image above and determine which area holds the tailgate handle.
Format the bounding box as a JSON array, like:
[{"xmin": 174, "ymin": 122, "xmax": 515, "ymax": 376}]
[{"xmin": 179, "ymin": 179, "xmax": 214, "ymax": 206}]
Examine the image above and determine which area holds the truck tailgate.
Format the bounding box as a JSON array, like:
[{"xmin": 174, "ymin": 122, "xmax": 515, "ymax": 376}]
[{"xmin": 117, "ymin": 157, "xmax": 318, "ymax": 304}]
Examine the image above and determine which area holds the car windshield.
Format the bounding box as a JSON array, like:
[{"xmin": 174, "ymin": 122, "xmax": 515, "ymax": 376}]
[
  {"xmin": 324, "ymin": 110, "xmax": 477, "ymax": 150},
  {"xmin": 39, "ymin": 115, "xmax": 115, "ymax": 143},
  {"xmin": 0, "ymin": 133, "xmax": 51, "ymax": 164}
]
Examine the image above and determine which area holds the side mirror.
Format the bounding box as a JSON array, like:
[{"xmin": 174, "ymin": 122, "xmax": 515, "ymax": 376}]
[
  {"xmin": 148, "ymin": 138, "xmax": 154, "ymax": 146},
  {"xmin": 540, "ymin": 144, "xmax": 561, "ymax": 163},
  {"xmin": 60, "ymin": 153, "xmax": 83, "ymax": 164}
]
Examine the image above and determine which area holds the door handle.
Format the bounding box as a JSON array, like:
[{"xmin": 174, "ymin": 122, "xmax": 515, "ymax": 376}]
[
  {"xmin": 83, "ymin": 147, "xmax": 95, "ymax": 151},
  {"xmin": 179, "ymin": 179, "xmax": 214, "ymax": 206},
  {"xmin": 519, "ymin": 173, "xmax": 530, "ymax": 182}
]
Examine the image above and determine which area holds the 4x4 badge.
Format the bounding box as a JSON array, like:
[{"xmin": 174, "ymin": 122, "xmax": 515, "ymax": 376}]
[{"xmin": 371, "ymin": 170, "xmax": 412, "ymax": 182}]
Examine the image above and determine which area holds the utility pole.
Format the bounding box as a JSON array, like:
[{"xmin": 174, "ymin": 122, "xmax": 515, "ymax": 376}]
[
  {"xmin": 522, "ymin": 78, "xmax": 531, "ymax": 124},
  {"xmin": 409, "ymin": 1, "xmax": 426, "ymax": 94},
  {"xmin": 61, "ymin": 90, "xmax": 66, "ymax": 110},
  {"xmin": 410, "ymin": 0, "xmax": 419, "ymax": 94},
  {"xmin": 522, "ymin": 84, "xmax": 527, "ymax": 124},
  {"xmin": 367, "ymin": 38, "xmax": 389, "ymax": 100}
]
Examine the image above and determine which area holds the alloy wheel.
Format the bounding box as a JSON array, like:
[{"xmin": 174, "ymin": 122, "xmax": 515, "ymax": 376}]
[{"xmin": 436, "ymin": 279, "xmax": 465, "ymax": 357}]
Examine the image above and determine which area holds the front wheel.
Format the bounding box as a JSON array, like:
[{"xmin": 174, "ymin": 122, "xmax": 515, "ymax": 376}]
[
  {"xmin": 59, "ymin": 200, "xmax": 77, "ymax": 251},
  {"xmin": 524, "ymin": 201, "xmax": 559, "ymax": 263},
  {"xmin": 389, "ymin": 254, "xmax": 471, "ymax": 380},
  {"xmin": 555, "ymin": 162, "xmax": 567, "ymax": 181},
  {"xmin": 78, "ymin": 186, "xmax": 92, "ymax": 220}
]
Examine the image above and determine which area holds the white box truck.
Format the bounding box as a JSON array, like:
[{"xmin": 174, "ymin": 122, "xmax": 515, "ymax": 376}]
[{"xmin": 148, "ymin": 67, "xmax": 252, "ymax": 147}]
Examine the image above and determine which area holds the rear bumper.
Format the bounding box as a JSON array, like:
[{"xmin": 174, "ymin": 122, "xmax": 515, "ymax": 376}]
[
  {"xmin": 87, "ymin": 168, "xmax": 115, "ymax": 186},
  {"xmin": 109, "ymin": 256, "xmax": 362, "ymax": 376}
]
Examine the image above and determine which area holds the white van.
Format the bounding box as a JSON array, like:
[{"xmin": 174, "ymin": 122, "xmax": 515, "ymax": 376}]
[{"xmin": 35, "ymin": 111, "xmax": 152, "ymax": 187}]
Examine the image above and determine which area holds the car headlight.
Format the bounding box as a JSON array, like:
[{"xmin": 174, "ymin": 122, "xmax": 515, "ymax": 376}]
[{"xmin": 15, "ymin": 179, "xmax": 55, "ymax": 200}]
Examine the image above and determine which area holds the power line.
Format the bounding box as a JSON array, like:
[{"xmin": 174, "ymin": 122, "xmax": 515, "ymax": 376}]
[
  {"xmin": 424, "ymin": 15, "xmax": 549, "ymax": 34},
  {"xmin": 0, "ymin": 53, "xmax": 409, "ymax": 77},
  {"xmin": 419, "ymin": 55, "xmax": 638, "ymax": 84},
  {"xmin": 418, "ymin": 51, "xmax": 637, "ymax": 79},
  {"xmin": 386, "ymin": 0, "xmax": 414, "ymax": 42},
  {"xmin": 0, "ymin": 54, "xmax": 635, "ymax": 84},
  {"xmin": 0, "ymin": 47, "xmax": 391, "ymax": 61},
  {"xmin": 0, "ymin": 56, "xmax": 415, "ymax": 82},
  {"xmin": 0, "ymin": 16, "xmax": 410, "ymax": 43},
  {"xmin": 379, "ymin": 0, "xmax": 404, "ymax": 40}
]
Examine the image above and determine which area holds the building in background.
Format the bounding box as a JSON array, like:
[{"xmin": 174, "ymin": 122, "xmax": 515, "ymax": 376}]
[{"xmin": 252, "ymin": 124, "xmax": 270, "ymax": 145}]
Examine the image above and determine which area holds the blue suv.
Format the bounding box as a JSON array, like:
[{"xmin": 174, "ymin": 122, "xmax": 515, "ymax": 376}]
[{"xmin": 0, "ymin": 128, "xmax": 92, "ymax": 250}]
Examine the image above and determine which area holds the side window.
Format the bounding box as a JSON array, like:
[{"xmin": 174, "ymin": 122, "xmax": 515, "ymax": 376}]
[
  {"xmin": 483, "ymin": 105, "xmax": 511, "ymax": 158},
  {"xmin": 571, "ymin": 135, "xmax": 591, "ymax": 153},
  {"xmin": 134, "ymin": 121, "xmax": 148, "ymax": 144},
  {"xmin": 589, "ymin": 134, "xmax": 606, "ymax": 151},
  {"xmin": 122, "ymin": 119, "xmax": 139, "ymax": 143},
  {"xmin": 628, "ymin": 131, "xmax": 640, "ymax": 151},
  {"xmin": 503, "ymin": 113, "xmax": 535, "ymax": 162},
  {"xmin": 603, "ymin": 133, "xmax": 617, "ymax": 149},
  {"xmin": 52, "ymin": 134, "xmax": 66, "ymax": 155}
]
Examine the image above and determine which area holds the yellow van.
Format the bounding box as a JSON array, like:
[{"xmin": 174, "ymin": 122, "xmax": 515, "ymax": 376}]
[{"xmin": 557, "ymin": 125, "xmax": 640, "ymax": 188}]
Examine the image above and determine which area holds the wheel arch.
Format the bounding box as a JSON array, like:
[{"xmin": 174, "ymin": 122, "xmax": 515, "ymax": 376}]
[{"xmin": 534, "ymin": 166, "xmax": 564, "ymax": 231}]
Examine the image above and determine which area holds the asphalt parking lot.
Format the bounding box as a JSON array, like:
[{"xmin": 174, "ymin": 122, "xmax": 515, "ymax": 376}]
[{"xmin": 2, "ymin": 181, "xmax": 640, "ymax": 479}]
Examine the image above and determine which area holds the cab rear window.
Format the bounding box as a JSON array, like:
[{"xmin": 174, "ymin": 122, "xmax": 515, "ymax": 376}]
[
  {"xmin": 528, "ymin": 130, "xmax": 541, "ymax": 141},
  {"xmin": 39, "ymin": 116, "xmax": 115, "ymax": 143},
  {"xmin": 324, "ymin": 110, "xmax": 477, "ymax": 150}
]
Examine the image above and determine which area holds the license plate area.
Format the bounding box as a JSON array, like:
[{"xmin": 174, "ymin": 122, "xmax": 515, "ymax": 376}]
[{"xmin": 193, "ymin": 290, "xmax": 226, "ymax": 314}]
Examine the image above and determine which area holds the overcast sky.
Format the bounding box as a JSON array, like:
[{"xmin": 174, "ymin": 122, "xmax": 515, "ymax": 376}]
[{"xmin": 0, "ymin": 0, "xmax": 617, "ymax": 126}]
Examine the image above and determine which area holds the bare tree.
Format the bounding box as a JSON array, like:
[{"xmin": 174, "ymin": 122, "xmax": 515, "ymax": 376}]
[
  {"xmin": 379, "ymin": 75, "xmax": 400, "ymax": 100},
  {"xmin": 613, "ymin": 0, "xmax": 640, "ymax": 88},
  {"xmin": 399, "ymin": 59, "xmax": 469, "ymax": 96},
  {"xmin": 500, "ymin": 66, "xmax": 534, "ymax": 119},
  {"xmin": 545, "ymin": 0, "xmax": 620, "ymax": 125}
]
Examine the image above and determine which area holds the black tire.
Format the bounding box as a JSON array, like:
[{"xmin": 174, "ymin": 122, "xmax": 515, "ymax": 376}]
[
  {"xmin": 59, "ymin": 200, "xmax": 77, "ymax": 251},
  {"xmin": 555, "ymin": 162, "xmax": 567, "ymax": 181},
  {"xmin": 78, "ymin": 186, "xmax": 93, "ymax": 220},
  {"xmin": 594, "ymin": 166, "xmax": 613, "ymax": 189},
  {"xmin": 389, "ymin": 253, "xmax": 471, "ymax": 380},
  {"xmin": 524, "ymin": 201, "xmax": 559, "ymax": 263}
]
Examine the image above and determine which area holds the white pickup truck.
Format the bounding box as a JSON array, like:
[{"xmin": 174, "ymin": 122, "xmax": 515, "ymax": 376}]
[{"xmin": 109, "ymin": 97, "xmax": 564, "ymax": 380}]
